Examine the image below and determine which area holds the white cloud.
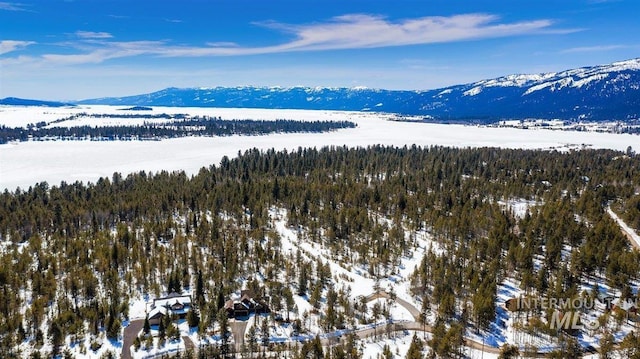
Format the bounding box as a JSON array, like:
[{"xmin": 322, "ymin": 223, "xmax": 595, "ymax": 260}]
[
  {"xmin": 0, "ymin": 40, "xmax": 35, "ymax": 55},
  {"xmin": 41, "ymin": 41, "xmax": 164, "ymax": 65},
  {"xmin": 75, "ymin": 31, "xmax": 113, "ymax": 39},
  {"xmin": 205, "ymin": 42, "xmax": 240, "ymax": 47},
  {"xmin": 195, "ymin": 14, "xmax": 553, "ymax": 54},
  {"xmin": 265, "ymin": 13, "xmax": 552, "ymax": 50},
  {"xmin": 0, "ymin": 2, "xmax": 28, "ymax": 11},
  {"xmin": 159, "ymin": 13, "xmax": 560, "ymax": 57},
  {"xmin": 8, "ymin": 13, "xmax": 566, "ymax": 65},
  {"xmin": 561, "ymin": 44, "xmax": 629, "ymax": 53}
]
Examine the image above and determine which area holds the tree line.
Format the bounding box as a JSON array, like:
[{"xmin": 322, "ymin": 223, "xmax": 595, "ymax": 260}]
[
  {"xmin": 0, "ymin": 115, "xmax": 356, "ymax": 143},
  {"xmin": 0, "ymin": 145, "xmax": 639, "ymax": 358}
]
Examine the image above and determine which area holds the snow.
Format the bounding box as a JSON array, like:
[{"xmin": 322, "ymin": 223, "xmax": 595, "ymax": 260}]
[
  {"xmin": 361, "ymin": 331, "xmax": 419, "ymax": 359},
  {"xmin": 463, "ymin": 86, "xmax": 483, "ymax": 96},
  {"xmin": 573, "ymin": 73, "xmax": 609, "ymax": 88},
  {"xmin": 492, "ymin": 246, "xmax": 640, "ymax": 355},
  {"xmin": 606, "ymin": 206, "xmax": 640, "ymax": 249},
  {"xmin": 3, "ymin": 106, "xmax": 640, "ymax": 191},
  {"xmin": 367, "ymin": 298, "xmax": 414, "ymax": 322},
  {"xmin": 457, "ymin": 58, "xmax": 640, "ymax": 96},
  {"xmin": 498, "ymin": 198, "xmax": 540, "ymax": 219},
  {"xmin": 131, "ymin": 337, "xmax": 186, "ymax": 359},
  {"xmin": 152, "ymin": 295, "xmax": 192, "ymax": 310},
  {"xmin": 272, "ymin": 209, "xmax": 376, "ymax": 298},
  {"xmin": 0, "ymin": 105, "xmax": 80, "ymax": 127},
  {"xmin": 4, "ymin": 105, "xmax": 640, "ymax": 357},
  {"xmin": 524, "ymin": 73, "xmax": 610, "ymax": 95},
  {"xmin": 609, "ymin": 58, "xmax": 640, "ymax": 71},
  {"xmin": 272, "ymin": 206, "xmax": 438, "ymax": 311},
  {"xmin": 464, "ymin": 73, "xmax": 557, "ymax": 96},
  {"xmin": 360, "ymin": 330, "xmax": 499, "ymax": 359},
  {"xmin": 523, "ymin": 81, "xmax": 554, "ymax": 95}
]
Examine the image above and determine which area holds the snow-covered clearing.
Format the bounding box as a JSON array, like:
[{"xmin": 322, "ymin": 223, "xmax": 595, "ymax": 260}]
[
  {"xmin": 366, "ymin": 298, "xmax": 414, "ymax": 322},
  {"xmin": 497, "ymin": 198, "xmax": 541, "ymax": 219},
  {"xmin": 3, "ymin": 105, "xmax": 640, "ymax": 190},
  {"xmin": 360, "ymin": 330, "xmax": 499, "ymax": 359},
  {"xmin": 271, "ymin": 207, "xmax": 434, "ymax": 310}
]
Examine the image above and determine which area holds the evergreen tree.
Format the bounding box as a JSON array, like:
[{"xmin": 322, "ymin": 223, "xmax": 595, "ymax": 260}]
[
  {"xmin": 406, "ymin": 333, "xmax": 423, "ymax": 359},
  {"xmin": 298, "ymin": 259, "xmax": 308, "ymax": 295},
  {"xmin": 196, "ymin": 270, "xmax": 205, "ymax": 306},
  {"xmin": 217, "ymin": 308, "xmax": 230, "ymax": 357},
  {"xmin": 143, "ymin": 314, "xmax": 150, "ymax": 335},
  {"xmin": 187, "ymin": 308, "xmax": 200, "ymax": 328}
]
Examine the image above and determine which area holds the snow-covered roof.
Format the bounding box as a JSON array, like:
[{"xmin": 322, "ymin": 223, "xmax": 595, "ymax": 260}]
[
  {"xmin": 613, "ymin": 298, "xmax": 638, "ymax": 311},
  {"xmin": 148, "ymin": 306, "xmax": 168, "ymax": 319},
  {"xmin": 153, "ymin": 295, "xmax": 192, "ymax": 309}
]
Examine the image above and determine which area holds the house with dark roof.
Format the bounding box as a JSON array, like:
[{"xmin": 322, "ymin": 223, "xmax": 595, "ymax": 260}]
[
  {"xmin": 148, "ymin": 292, "xmax": 192, "ymax": 325},
  {"xmin": 224, "ymin": 290, "xmax": 270, "ymax": 318}
]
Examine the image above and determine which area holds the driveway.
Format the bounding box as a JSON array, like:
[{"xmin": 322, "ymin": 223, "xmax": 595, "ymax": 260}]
[
  {"xmin": 230, "ymin": 318, "xmax": 249, "ymax": 352},
  {"xmin": 121, "ymin": 319, "xmax": 145, "ymax": 359}
]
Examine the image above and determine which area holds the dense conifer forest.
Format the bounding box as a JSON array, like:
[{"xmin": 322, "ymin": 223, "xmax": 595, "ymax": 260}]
[
  {"xmin": 0, "ymin": 114, "xmax": 356, "ymax": 143},
  {"xmin": 1, "ymin": 145, "xmax": 639, "ymax": 358}
]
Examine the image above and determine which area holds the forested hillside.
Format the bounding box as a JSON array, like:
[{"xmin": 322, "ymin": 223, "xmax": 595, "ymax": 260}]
[{"xmin": 1, "ymin": 146, "xmax": 639, "ymax": 358}]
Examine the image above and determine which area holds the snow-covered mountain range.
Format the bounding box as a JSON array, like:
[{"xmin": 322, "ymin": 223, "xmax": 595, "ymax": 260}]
[
  {"xmin": 0, "ymin": 97, "xmax": 72, "ymax": 107},
  {"xmin": 11, "ymin": 58, "xmax": 640, "ymax": 122},
  {"xmin": 421, "ymin": 58, "xmax": 640, "ymax": 122}
]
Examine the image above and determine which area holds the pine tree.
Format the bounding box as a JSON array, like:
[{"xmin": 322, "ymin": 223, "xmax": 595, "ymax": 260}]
[
  {"xmin": 196, "ymin": 270, "xmax": 205, "ymax": 306},
  {"xmin": 382, "ymin": 344, "xmax": 393, "ymax": 359},
  {"xmin": 143, "ymin": 314, "xmax": 150, "ymax": 335},
  {"xmin": 158, "ymin": 315, "xmax": 166, "ymax": 340},
  {"xmin": 217, "ymin": 308, "xmax": 229, "ymax": 357},
  {"xmin": 217, "ymin": 286, "xmax": 225, "ymax": 311},
  {"xmin": 599, "ymin": 332, "xmax": 615, "ymax": 359},
  {"xmin": 406, "ymin": 333, "xmax": 423, "ymax": 359},
  {"xmin": 247, "ymin": 325, "xmax": 257, "ymax": 355},
  {"xmin": 261, "ymin": 315, "xmax": 270, "ymax": 347},
  {"xmin": 498, "ymin": 344, "xmax": 519, "ymax": 359},
  {"xmin": 620, "ymin": 331, "xmax": 640, "ymax": 358},
  {"xmin": 187, "ymin": 308, "xmax": 200, "ymax": 328},
  {"xmin": 298, "ymin": 260, "xmax": 308, "ymax": 295}
]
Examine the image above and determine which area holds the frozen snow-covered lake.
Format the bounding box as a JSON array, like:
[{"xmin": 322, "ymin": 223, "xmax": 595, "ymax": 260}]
[{"xmin": 2, "ymin": 105, "xmax": 639, "ymax": 191}]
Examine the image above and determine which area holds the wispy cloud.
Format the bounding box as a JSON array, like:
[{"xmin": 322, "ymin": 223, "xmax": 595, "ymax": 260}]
[
  {"xmin": 0, "ymin": 40, "xmax": 35, "ymax": 55},
  {"xmin": 562, "ymin": 44, "xmax": 629, "ymax": 53},
  {"xmin": 5, "ymin": 13, "xmax": 569, "ymax": 65},
  {"xmin": 161, "ymin": 13, "xmax": 563, "ymax": 57},
  {"xmin": 259, "ymin": 13, "xmax": 555, "ymax": 50},
  {"xmin": 41, "ymin": 41, "xmax": 164, "ymax": 65},
  {"xmin": 75, "ymin": 31, "xmax": 113, "ymax": 39},
  {"xmin": 0, "ymin": 2, "xmax": 28, "ymax": 11}
]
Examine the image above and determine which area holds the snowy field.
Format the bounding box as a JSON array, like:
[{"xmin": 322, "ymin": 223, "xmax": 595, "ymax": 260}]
[
  {"xmin": 4, "ymin": 105, "xmax": 640, "ymax": 357},
  {"xmin": 3, "ymin": 105, "xmax": 640, "ymax": 190}
]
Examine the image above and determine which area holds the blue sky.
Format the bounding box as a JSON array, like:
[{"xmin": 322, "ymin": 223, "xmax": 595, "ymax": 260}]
[{"xmin": 1, "ymin": 0, "xmax": 638, "ymax": 100}]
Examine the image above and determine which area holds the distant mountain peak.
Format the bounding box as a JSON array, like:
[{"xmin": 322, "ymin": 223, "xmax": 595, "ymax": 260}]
[{"xmin": 72, "ymin": 57, "xmax": 640, "ymax": 122}]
